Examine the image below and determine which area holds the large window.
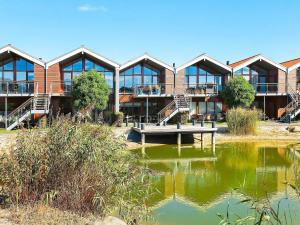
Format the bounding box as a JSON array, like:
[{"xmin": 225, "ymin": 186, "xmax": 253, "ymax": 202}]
[
  {"xmin": 0, "ymin": 58, "xmax": 34, "ymax": 82},
  {"xmin": 0, "ymin": 58, "xmax": 34, "ymax": 93},
  {"xmin": 198, "ymin": 101, "xmax": 223, "ymax": 114},
  {"xmin": 62, "ymin": 58, "xmax": 114, "ymax": 89},
  {"xmin": 119, "ymin": 63, "xmax": 160, "ymax": 94},
  {"xmin": 185, "ymin": 65, "xmax": 222, "ymax": 91}
]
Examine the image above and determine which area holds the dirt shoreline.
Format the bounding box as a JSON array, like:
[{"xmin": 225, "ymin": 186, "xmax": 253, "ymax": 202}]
[{"xmin": 1, "ymin": 122, "xmax": 300, "ymax": 152}]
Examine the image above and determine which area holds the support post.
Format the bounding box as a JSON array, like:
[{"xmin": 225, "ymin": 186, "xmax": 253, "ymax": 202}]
[
  {"xmin": 125, "ymin": 115, "xmax": 129, "ymax": 127},
  {"xmin": 263, "ymin": 95, "xmax": 266, "ymax": 121},
  {"xmin": 114, "ymin": 68, "xmax": 120, "ymax": 113},
  {"xmin": 5, "ymin": 97, "xmax": 7, "ymax": 129},
  {"xmin": 192, "ymin": 119, "xmax": 195, "ymax": 126},
  {"xmin": 177, "ymin": 133, "xmax": 181, "ymax": 145},
  {"xmin": 141, "ymin": 133, "xmax": 145, "ymax": 145},
  {"xmin": 146, "ymin": 97, "xmax": 149, "ymax": 124},
  {"xmin": 201, "ymin": 120, "xmax": 204, "ymax": 127},
  {"xmin": 211, "ymin": 132, "xmax": 216, "ymax": 146}
]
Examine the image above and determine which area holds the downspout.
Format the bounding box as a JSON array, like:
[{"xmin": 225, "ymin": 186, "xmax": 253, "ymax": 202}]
[
  {"xmin": 44, "ymin": 62, "xmax": 47, "ymax": 94},
  {"xmin": 173, "ymin": 63, "xmax": 176, "ymax": 95}
]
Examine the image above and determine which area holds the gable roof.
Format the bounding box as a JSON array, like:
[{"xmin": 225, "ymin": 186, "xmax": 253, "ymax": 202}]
[
  {"xmin": 230, "ymin": 54, "xmax": 286, "ymax": 72},
  {"xmin": 281, "ymin": 58, "xmax": 300, "ymax": 73},
  {"xmin": 120, "ymin": 53, "xmax": 173, "ymax": 71},
  {"xmin": 0, "ymin": 44, "xmax": 45, "ymax": 67},
  {"xmin": 47, "ymin": 46, "xmax": 119, "ymax": 68},
  {"xmin": 176, "ymin": 54, "xmax": 232, "ymax": 73}
]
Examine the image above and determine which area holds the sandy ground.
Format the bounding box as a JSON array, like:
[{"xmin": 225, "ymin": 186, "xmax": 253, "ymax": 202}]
[{"xmin": 0, "ymin": 122, "xmax": 300, "ymax": 152}]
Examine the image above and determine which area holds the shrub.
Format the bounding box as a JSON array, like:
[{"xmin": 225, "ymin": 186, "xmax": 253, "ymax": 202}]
[
  {"xmin": 226, "ymin": 107, "xmax": 258, "ymax": 135},
  {"xmin": 178, "ymin": 112, "xmax": 189, "ymax": 124},
  {"xmin": 0, "ymin": 117, "xmax": 150, "ymax": 223},
  {"xmin": 72, "ymin": 70, "xmax": 110, "ymax": 120},
  {"xmin": 114, "ymin": 112, "xmax": 124, "ymax": 127},
  {"xmin": 222, "ymin": 76, "xmax": 255, "ymax": 108}
]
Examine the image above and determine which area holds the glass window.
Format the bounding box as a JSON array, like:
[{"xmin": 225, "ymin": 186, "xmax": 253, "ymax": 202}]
[
  {"xmin": 144, "ymin": 67, "xmax": 152, "ymax": 75},
  {"xmin": 64, "ymin": 72, "xmax": 72, "ymax": 81},
  {"xmin": 4, "ymin": 61, "xmax": 13, "ymax": 70},
  {"xmin": 207, "ymin": 102, "xmax": 215, "ymax": 114},
  {"xmin": 133, "ymin": 75, "xmax": 142, "ymax": 86},
  {"xmin": 27, "ymin": 62, "xmax": 34, "ymax": 71},
  {"xmin": 95, "ymin": 64, "xmax": 105, "ymax": 71},
  {"xmin": 216, "ymin": 102, "xmax": 222, "ymax": 113},
  {"xmin": 234, "ymin": 69, "xmax": 243, "ymax": 76},
  {"xmin": 16, "ymin": 72, "xmax": 26, "ymax": 81},
  {"xmin": 199, "ymin": 68, "xmax": 206, "ymax": 75},
  {"xmin": 243, "ymin": 67, "xmax": 250, "ymax": 74},
  {"xmin": 125, "ymin": 76, "xmax": 133, "ymax": 88},
  {"xmin": 133, "ymin": 64, "xmax": 142, "ymax": 74},
  {"xmin": 73, "ymin": 60, "xmax": 82, "ymax": 71},
  {"xmin": 199, "ymin": 102, "xmax": 206, "ymax": 114},
  {"xmin": 3, "ymin": 72, "xmax": 13, "ymax": 81},
  {"xmin": 63, "ymin": 64, "xmax": 72, "ymax": 71},
  {"xmin": 188, "ymin": 66, "xmax": 197, "ymax": 75},
  {"xmin": 124, "ymin": 68, "xmax": 132, "ymax": 76},
  {"xmin": 189, "ymin": 76, "xmax": 197, "ymax": 86},
  {"xmin": 152, "ymin": 76, "xmax": 158, "ymax": 85},
  {"xmin": 199, "ymin": 76, "xmax": 206, "ymax": 84},
  {"xmin": 207, "ymin": 76, "xmax": 214, "ymax": 83},
  {"xmin": 28, "ymin": 72, "xmax": 34, "ymax": 81},
  {"xmin": 16, "ymin": 59, "xmax": 27, "ymax": 71},
  {"xmin": 105, "ymin": 72, "xmax": 114, "ymax": 89},
  {"xmin": 85, "ymin": 59, "xmax": 94, "ymax": 71},
  {"xmin": 144, "ymin": 75, "xmax": 152, "ymax": 85}
]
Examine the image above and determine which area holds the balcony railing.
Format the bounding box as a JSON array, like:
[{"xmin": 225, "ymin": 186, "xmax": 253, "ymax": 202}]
[
  {"xmin": 0, "ymin": 81, "xmax": 37, "ymax": 95},
  {"xmin": 254, "ymin": 83, "xmax": 279, "ymax": 94},
  {"xmin": 133, "ymin": 83, "xmax": 173, "ymax": 96},
  {"xmin": 49, "ymin": 81, "xmax": 72, "ymax": 95},
  {"xmin": 185, "ymin": 83, "xmax": 219, "ymax": 95}
]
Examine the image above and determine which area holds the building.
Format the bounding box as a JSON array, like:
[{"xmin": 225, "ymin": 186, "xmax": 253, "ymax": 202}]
[{"xmin": 0, "ymin": 44, "xmax": 299, "ymax": 130}]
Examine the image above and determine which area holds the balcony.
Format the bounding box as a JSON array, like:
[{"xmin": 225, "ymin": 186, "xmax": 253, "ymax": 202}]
[
  {"xmin": 133, "ymin": 84, "xmax": 173, "ymax": 97},
  {"xmin": 185, "ymin": 83, "xmax": 220, "ymax": 96},
  {"xmin": 49, "ymin": 81, "xmax": 72, "ymax": 96},
  {"xmin": 0, "ymin": 81, "xmax": 37, "ymax": 96},
  {"xmin": 253, "ymin": 83, "xmax": 285, "ymax": 95}
]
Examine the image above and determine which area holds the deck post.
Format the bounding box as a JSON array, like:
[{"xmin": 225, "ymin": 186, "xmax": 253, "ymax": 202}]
[
  {"xmin": 141, "ymin": 133, "xmax": 145, "ymax": 145},
  {"xmin": 192, "ymin": 119, "xmax": 195, "ymax": 126},
  {"xmin": 177, "ymin": 133, "xmax": 181, "ymax": 145},
  {"xmin": 263, "ymin": 96, "xmax": 266, "ymax": 121},
  {"xmin": 125, "ymin": 115, "xmax": 129, "ymax": 127},
  {"xmin": 5, "ymin": 97, "xmax": 7, "ymax": 129},
  {"xmin": 163, "ymin": 121, "xmax": 166, "ymax": 126},
  {"xmin": 211, "ymin": 122, "xmax": 216, "ymax": 147},
  {"xmin": 133, "ymin": 121, "xmax": 136, "ymax": 128},
  {"xmin": 201, "ymin": 120, "xmax": 204, "ymax": 127},
  {"xmin": 146, "ymin": 97, "xmax": 149, "ymax": 124}
]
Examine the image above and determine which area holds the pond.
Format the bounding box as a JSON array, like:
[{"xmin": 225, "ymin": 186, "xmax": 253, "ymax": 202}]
[{"xmin": 133, "ymin": 142, "xmax": 300, "ymax": 225}]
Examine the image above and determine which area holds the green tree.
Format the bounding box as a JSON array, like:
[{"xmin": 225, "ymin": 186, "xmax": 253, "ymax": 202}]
[
  {"xmin": 222, "ymin": 76, "xmax": 255, "ymax": 108},
  {"xmin": 72, "ymin": 70, "xmax": 110, "ymax": 119}
]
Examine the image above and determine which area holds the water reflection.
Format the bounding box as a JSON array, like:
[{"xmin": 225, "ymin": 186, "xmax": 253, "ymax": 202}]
[{"xmin": 134, "ymin": 142, "xmax": 300, "ymax": 225}]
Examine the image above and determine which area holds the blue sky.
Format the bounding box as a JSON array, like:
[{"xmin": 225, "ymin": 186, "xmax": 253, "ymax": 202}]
[{"xmin": 0, "ymin": 0, "xmax": 299, "ymax": 66}]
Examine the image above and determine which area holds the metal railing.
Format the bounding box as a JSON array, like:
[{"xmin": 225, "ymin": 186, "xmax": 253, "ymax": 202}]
[
  {"xmin": 254, "ymin": 83, "xmax": 279, "ymax": 94},
  {"xmin": 0, "ymin": 81, "xmax": 37, "ymax": 95},
  {"xmin": 133, "ymin": 83, "xmax": 173, "ymax": 96},
  {"xmin": 185, "ymin": 83, "xmax": 219, "ymax": 95},
  {"xmin": 49, "ymin": 81, "xmax": 72, "ymax": 95}
]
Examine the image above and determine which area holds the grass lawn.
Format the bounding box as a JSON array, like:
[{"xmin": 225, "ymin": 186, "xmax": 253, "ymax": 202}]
[{"xmin": 0, "ymin": 128, "xmax": 19, "ymax": 134}]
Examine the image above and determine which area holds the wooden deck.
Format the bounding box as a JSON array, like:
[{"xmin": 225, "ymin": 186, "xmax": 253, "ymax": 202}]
[
  {"xmin": 132, "ymin": 125, "xmax": 217, "ymax": 135},
  {"xmin": 132, "ymin": 123, "xmax": 217, "ymax": 145}
]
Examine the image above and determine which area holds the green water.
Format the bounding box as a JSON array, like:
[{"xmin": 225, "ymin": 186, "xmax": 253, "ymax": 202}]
[{"xmin": 133, "ymin": 142, "xmax": 300, "ymax": 225}]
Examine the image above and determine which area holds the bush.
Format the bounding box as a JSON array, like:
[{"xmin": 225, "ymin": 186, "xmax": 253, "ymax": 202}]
[
  {"xmin": 178, "ymin": 112, "xmax": 189, "ymax": 124},
  {"xmin": 222, "ymin": 76, "xmax": 255, "ymax": 108},
  {"xmin": 0, "ymin": 117, "xmax": 150, "ymax": 223},
  {"xmin": 226, "ymin": 107, "xmax": 258, "ymax": 135},
  {"xmin": 114, "ymin": 112, "xmax": 124, "ymax": 127}
]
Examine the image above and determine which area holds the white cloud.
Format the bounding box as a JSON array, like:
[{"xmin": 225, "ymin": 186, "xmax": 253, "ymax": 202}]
[{"xmin": 77, "ymin": 4, "xmax": 108, "ymax": 13}]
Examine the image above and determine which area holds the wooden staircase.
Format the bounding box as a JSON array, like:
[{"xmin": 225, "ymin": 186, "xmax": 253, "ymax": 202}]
[
  {"xmin": 280, "ymin": 86, "xmax": 300, "ymax": 122},
  {"xmin": 157, "ymin": 95, "xmax": 190, "ymax": 125},
  {"xmin": 6, "ymin": 94, "xmax": 50, "ymax": 130}
]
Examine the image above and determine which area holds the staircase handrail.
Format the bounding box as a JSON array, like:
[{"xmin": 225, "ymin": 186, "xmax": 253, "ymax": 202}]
[
  {"xmin": 7, "ymin": 97, "xmax": 34, "ymax": 118},
  {"xmin": 157, "ymin": 100, "xmax": 177, "ymax": 124}
]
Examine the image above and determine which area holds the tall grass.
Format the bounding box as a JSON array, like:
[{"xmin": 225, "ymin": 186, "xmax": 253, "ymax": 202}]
[
  {"xmin": 226, "ymin": 107, "xmax": 258, "ymax": 135},
  {"xmin": 0, "ymin": 117, "xmax": 150, "ymax": 223}
]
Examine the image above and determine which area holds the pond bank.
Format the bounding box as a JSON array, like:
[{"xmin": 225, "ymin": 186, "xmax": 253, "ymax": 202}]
[{"xmin": 122, "ymin": 121, "xmax": 300, "ymax": 149}]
